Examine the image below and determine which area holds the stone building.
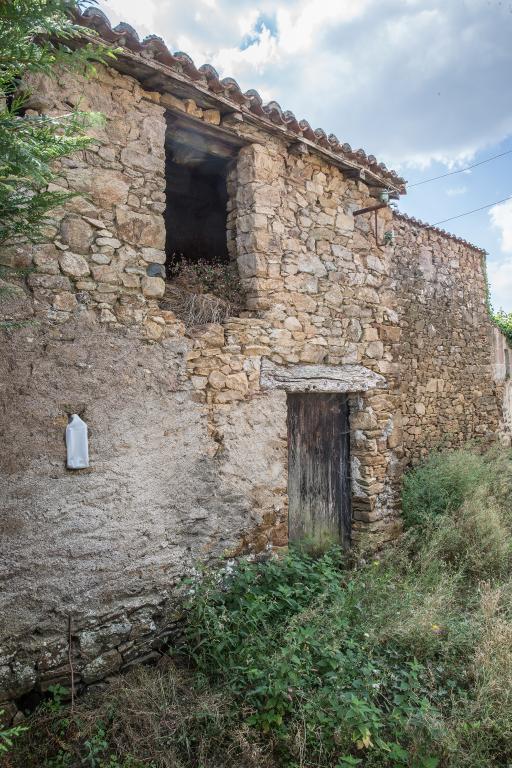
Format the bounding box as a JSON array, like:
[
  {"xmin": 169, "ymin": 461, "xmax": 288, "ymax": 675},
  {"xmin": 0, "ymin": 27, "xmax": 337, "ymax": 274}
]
[{"xmin": 0, "ymin": 7, "xmax": 510, "ymax": 708}]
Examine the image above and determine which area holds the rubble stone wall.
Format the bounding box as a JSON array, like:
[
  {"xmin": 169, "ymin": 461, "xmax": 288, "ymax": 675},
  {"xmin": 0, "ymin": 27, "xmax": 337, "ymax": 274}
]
[
  {"xmin": 393, "ymin": 214, "xmax": 503, "ymax": 461},
  {"xmin": 0, "ymin": 63, "xmax": 507, "ymax": 712},
  {"xmin": 187, "ymin": 140, "xmax": 404, "ymax": 542}
]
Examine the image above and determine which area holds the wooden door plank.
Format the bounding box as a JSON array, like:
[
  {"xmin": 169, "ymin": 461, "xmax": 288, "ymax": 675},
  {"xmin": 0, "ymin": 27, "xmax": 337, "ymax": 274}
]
[{"xmin": 287, "ymin": 393, "xmax": 351, "ymax": 549}]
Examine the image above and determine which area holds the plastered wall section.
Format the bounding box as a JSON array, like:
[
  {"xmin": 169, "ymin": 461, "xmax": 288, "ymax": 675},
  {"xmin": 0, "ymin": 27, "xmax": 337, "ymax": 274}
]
[{"xmin": 0, "ymin": 66, "xmax": 287, "ymax": 708}]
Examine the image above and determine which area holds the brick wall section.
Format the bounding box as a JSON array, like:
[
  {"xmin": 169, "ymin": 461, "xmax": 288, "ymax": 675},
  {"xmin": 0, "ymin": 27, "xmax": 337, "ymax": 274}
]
[{"xmin": 393, "ymin": 214, "xmax": 503, "ymax": 461}]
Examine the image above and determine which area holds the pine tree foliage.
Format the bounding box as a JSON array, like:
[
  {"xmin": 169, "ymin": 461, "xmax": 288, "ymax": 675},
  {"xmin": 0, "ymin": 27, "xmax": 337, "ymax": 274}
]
[{"xmin": 0, "ymin": 0, "xmax": 113, "ymax": 245}]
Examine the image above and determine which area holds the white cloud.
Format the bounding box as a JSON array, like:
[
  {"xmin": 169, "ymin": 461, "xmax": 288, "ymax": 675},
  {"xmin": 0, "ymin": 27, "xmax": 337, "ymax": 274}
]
[
  {"xmin": 213, "ymin": 26, "xmax": 280, "ymax": 79},
  {"xmin": 490, "ymin": 199, "xmax": 512, "ymax": 254},
  {"xmin": 98, "ymin": 0, "xmax": 157, "ymax": 38},
  {"xmin": 488, "ymin": 257, "xmax": 512, "ymax": 312},
  {"xmin": 446, "ymin": 186, "xmax": 468, "ymax": 196}
]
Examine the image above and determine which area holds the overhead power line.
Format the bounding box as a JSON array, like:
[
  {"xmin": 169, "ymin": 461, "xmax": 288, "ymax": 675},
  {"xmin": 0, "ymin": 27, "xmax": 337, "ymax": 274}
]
[
  {"xmin": 432, "ymin": 194, "xmax": 512, "ymax": 225},
  {"xmin": 408, "ymin": 148, "xmax": 512, "ymax": 188}
]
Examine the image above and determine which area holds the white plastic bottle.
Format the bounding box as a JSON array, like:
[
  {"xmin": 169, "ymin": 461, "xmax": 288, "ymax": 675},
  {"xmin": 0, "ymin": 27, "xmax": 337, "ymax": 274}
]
[{"xmin": 66, "ymin": 414, "xmax": 89, "ymax": 469}]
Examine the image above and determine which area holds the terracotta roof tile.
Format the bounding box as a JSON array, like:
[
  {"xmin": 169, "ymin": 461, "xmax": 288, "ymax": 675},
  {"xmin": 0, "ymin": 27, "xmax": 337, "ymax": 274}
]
[{"xmin": 75, "ymin": 6, "xmax": 407, "ymax": 192}]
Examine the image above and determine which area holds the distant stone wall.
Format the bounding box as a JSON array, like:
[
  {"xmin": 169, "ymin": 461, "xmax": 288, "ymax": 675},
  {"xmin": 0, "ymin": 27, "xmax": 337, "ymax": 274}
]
[
  {"xmin": 393, "ymin": 214, "xmax": 503, "ymax": 462},
  {"xmin": 492, "ymin": 327, "xmax": 512, "ymax": 442}
]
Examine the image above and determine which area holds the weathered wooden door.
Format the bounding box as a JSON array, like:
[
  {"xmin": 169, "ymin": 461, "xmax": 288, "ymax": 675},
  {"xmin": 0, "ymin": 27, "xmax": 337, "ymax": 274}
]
[{"xmin": 287, "ymin": 393, "xmax": 351, "ymax": 549}]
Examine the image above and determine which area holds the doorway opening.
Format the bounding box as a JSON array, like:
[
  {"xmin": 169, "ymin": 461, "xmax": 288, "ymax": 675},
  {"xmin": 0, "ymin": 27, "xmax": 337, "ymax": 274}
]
[
  {"xmin": 287, "ymin": 393, "xmax": 352, "ymax": 550},
  {"xmin": 161, "ymin": 113, "xmax": 245, "ymax": 324}
]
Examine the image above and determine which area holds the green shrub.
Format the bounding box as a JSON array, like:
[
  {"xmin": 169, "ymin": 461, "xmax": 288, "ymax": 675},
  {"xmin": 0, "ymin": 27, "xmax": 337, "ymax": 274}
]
[
  {"xmin": 184, "ymin": 551, "xmax": 448, "ymax": 767},
  {"xmin": 402, "ymin": 447, "xmax": 512, "ymax": 533},
  {"xmin": 493, "ymin": 310, "xmax": 512, "ymax": 347},
  {"xmin": 402, "ymin": 449, "xmax": 487, "ymax": 530},
  {"xmin": 0, "ymin": 713, "xmax": 27, "ymax": 757}
]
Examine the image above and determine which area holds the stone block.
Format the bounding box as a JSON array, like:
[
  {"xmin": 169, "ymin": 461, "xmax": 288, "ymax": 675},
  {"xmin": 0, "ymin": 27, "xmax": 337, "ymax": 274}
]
[
  {"xmin": 121, "ymin": 273, "xmax": 140, "ymax": 288},
  {"xmin": 225, "ymin": 372, "xmax": 249, "ymax": 394},
  {"xmin": 365, "ymin": 341, "xmax": 384, "ymax": 359},
  {"xmin": 300, "ymin": 344, "xmax": 327, "ymax": 364},
  {"xmin": 58, "ymin": 251, "xmax": 90, "ymax": 279},
  {"xmin": 53, "ymin": 292, "xmax": 77, "ymax": 311},
  {"xmin": 141, "ymin": 276, "xmax": 165, "ymax": 298},
  {"xmin": 237, "ymin": 252, "xmax": 267, "ymax": 278},
  {"xmin": 183, "ymin": 99, "xmax": 203, "ymax": 118},
  {"xmin": 33, "ymin": 244, "xmax": 60, "ymax": 274},
  {"xmin": 141, "ymin": 247, "xmax": 166, "ymax": 265},
  {"xmin": 284, "ymin": 316, "xmax": 302, "ymax": 332},
  {"xmin": 99, "ymin": 308, "xmax": 117, "ymax": 323},
  {"xmin": 78, "ymin": 621, "xmax": 132, "ymax": 657},
  {"xmin": 92, "ymin": 265, "xmax": 120, "ymax": 285},
  {"xmin": 81, "ymin": 650, "xmax": 122, "ymax": 684},
  {"xmin": 188, "ymin": 323, "xmax": 225, "ymax": 348},
  {"xmin": 0, "ymin": 661, "xmax": 36, "ymax": 700},
  {"xmin": 208, "ymin": 371, "xmax": 226, "ymax": 389},
  {"xmin": 379, "ymin": 325, "xmax": 401, "ymax": 342},
  {"xmin": 214, "ymin": 389, "xmax": 245, "ymax": 403},
  {"xmin": 297, "ymin": 254, "xmax": 327, "ymax": 277},
  {"xmin": 120, "ymin": 148, "xmax": 162, "ymax": 174},
  {"xmin": 203, "ymin": 109, "xmax": 221, "ymax": 125},
  {"xmin": 115, "ymin": 206, "xmax": 166, "ymax": 249},
  {"xmin": 96, "ymin": 237, "xmax": 121, "ymax": 248},
  {"xmin": 60, "ymin": 215, "xmax": 94, "ymax": 254},
  {"xmin": 144, "ymin": 318, "xmax": 164, "ymax": 339},
  {"xmin": 160, "ymin": 92, "xmax": 186, "ymax": 111}
]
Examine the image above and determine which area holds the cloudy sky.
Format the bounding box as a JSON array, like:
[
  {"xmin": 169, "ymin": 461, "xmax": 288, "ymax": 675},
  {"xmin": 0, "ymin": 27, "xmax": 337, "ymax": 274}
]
[{"xmin": 99, "ymin": 0, "xmax": 512, "ymax": 310}]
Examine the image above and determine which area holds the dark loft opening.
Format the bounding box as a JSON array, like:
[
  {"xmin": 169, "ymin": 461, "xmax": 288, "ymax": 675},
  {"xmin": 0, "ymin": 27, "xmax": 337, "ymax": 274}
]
[
  {"xmin": 165, "ymin": 144, "xmax": 230, "ymax": 277},
  {"xmin": 162, "ymin": 114, "xmax": 245, "ymax": 323}
]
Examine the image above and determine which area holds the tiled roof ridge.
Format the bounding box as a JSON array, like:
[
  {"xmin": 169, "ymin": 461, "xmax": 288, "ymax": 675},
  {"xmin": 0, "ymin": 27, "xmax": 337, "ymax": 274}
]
[
  {"xmin": 393, "ymin": 211, "xmax": 487, "ymax": 254},
  {"xmin": 75, "ymin": 6, "xmax": 406, "ymax": 192}
]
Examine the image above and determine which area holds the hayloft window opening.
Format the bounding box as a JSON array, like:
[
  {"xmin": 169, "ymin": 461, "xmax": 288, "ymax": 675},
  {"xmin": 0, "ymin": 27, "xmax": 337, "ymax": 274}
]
[
  {"xmin": 161, "ymin": 115, "xmax": 244, "ymax": 324},
  {"xmin": 165, "ymin": 153, "xmax": 230, "ymax": 274}
]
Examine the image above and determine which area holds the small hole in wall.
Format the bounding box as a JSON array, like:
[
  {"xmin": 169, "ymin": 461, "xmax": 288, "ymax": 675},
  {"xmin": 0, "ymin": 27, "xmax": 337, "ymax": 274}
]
[{"xmin": 16, "ymin": 689, "xmax": 44, "ymax": 716}]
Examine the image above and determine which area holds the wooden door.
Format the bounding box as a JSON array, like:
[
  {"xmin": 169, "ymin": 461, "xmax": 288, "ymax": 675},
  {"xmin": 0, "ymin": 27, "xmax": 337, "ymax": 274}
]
[{"xmin": 287, "ymin": 393, "xmax": 351, "ymax": 549}]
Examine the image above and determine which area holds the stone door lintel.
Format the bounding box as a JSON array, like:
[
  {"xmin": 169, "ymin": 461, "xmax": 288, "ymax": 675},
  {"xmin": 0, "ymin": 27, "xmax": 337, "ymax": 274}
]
[{"xmin": 259, "ymin": 358, "xmax": 387, "ymax": 393}]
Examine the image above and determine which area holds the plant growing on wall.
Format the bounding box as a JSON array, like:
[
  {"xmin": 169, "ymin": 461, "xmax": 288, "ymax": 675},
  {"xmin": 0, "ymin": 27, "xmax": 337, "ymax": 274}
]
[
  {"xmin": 482, "ymin": 257, "xmax": 512, "ymax": 347},
  {"xmin": 493, "ymin": 309, "xmax": 512, "ymax": 346},
  {"xmin": 0, "ymin": 0, "xmax": 113, "ymax": 245}
]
